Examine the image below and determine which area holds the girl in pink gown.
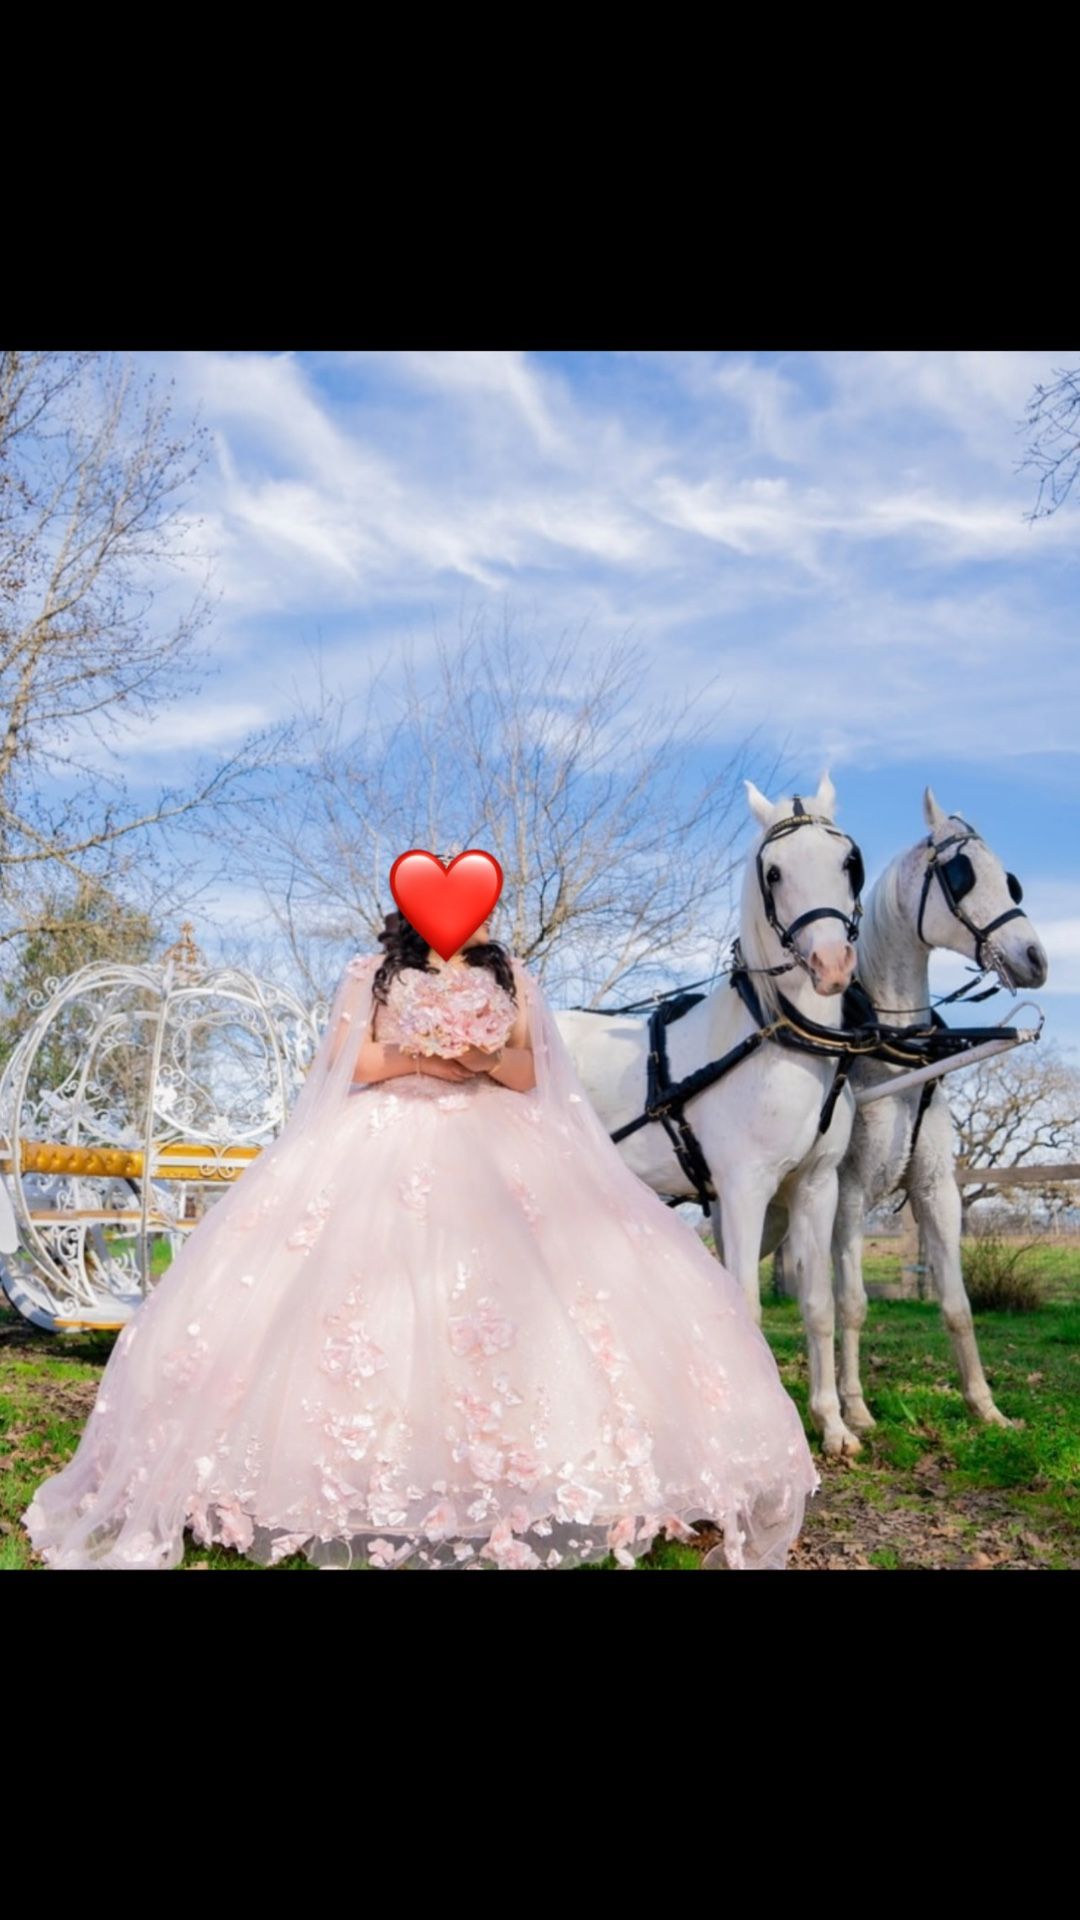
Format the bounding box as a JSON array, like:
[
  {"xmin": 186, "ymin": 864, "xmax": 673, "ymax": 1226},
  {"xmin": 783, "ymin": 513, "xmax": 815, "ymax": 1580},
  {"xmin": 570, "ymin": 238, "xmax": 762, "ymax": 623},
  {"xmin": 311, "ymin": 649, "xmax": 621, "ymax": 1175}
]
[{"xmin": 22, "ymin": 912, "xmax": 820, "ymax": 1570}]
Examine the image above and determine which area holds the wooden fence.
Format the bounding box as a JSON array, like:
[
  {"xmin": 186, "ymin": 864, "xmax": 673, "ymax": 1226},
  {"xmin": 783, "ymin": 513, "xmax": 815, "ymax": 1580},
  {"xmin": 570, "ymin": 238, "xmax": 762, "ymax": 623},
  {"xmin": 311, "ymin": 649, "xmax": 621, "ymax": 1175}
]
[{"xmin": 771, "ymin": 1162, "xmax": 1080, "ymax": 1300}]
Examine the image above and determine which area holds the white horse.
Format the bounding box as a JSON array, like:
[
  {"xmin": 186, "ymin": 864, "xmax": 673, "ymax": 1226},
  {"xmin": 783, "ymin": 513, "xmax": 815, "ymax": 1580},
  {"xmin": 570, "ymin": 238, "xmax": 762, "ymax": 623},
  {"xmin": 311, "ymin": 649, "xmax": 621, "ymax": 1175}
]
[
  {"xmin": 832, "ymin": 788, "xmax": 1049, "ymax": 1432},
  {"xmin": 557, "ymin": 770, "xmax": 869, "ymax": 1456}
]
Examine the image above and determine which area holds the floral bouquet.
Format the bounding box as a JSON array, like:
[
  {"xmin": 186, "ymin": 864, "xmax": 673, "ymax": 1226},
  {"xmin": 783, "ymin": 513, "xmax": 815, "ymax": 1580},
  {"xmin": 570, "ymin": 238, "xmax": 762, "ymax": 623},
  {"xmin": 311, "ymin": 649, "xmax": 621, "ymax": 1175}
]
[{"xmin": 394, "ymin": 967, "xmax": 517, "ymax": 1059}]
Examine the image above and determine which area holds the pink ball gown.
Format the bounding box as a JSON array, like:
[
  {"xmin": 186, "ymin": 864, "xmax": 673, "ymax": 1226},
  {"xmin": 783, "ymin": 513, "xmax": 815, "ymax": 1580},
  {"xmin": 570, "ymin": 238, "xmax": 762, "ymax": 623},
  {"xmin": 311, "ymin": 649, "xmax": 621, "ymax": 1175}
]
[{"xmin": 21, "ymin": 951, "xmax": 821, "ymax": 1570}]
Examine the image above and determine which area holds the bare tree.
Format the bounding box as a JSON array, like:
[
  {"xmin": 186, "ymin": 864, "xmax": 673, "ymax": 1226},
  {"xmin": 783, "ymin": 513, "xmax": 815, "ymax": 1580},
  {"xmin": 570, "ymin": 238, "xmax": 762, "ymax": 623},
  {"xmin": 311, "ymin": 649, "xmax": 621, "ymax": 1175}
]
[
  {"xmin": 949, "ymin": 1041, "xmax": 1080, "ymax": 1222},
  {"xmin": 0, "ymin": 349, "xmax": 290, "ymax": 958},
  {"xmin": 1020, "ymin": 365, "xmax": 1080, "ymax": 521},
  {"xmin": 0, "ymin": 873, "xmax": 162, "ymax": 1108},
  {"xmin": 229, "ymin": 601, "xmax": 780, "ymax": 1006}
]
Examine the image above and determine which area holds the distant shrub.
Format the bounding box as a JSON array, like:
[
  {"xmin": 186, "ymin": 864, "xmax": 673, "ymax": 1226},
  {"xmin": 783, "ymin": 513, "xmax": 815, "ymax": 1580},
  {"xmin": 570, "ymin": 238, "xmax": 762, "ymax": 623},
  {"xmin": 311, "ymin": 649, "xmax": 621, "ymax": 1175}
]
[{"xmin": 961, "ymin": 1234, "xmax": 1047, "ymax": 1313}]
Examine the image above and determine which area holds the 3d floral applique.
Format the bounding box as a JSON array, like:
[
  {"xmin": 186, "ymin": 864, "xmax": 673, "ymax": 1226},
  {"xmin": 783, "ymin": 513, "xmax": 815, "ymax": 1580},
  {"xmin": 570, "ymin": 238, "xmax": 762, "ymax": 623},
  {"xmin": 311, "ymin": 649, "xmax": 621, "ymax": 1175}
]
[
  {"xmin": 508, "ymin": 1163, "xmax": 541, "ymax": 1225},
  {"xmin": 367, "ymin": 1093, "xmax": 409, "ymax": 1133},
  {"xmin": 285, "ymin": 1184, "xmax": 336, "ymax": 1254},
  {"xmin": 319, "ymin": 1320, "xmax": 389, "ymax": 1387},
  {"xmin": 448, "ymin": 1297, "xmax": 518, "ymax": 1357},
  {"xmin": 116, "ymin": 1530, "xmax": 166, "ymax": 1565},
  {"xmin": 479, "ymin": 1516, "xmax": 543, "ymax": 1568},
  {"xmin": 161, "ymin": 1335, "xmax": 210, "ymax": 1389},
  {"xmin": 554, "ymin": 1479, "xmax": 603, "ymax": 1526},
  {"xmin": 614, "ymin": 1420, "xmax": 655, "ymax": 1468},
  {"xmin": 504, "ymin": 1445, "xmax": 547, "ymax": 1491},
  {"xmin": 398, "ymin": 1165, "xmax": 433, "ymax": 1218},
  {"xmin": 268, "ymin": 1530, "xmax": 317, "ymax": 1564},
  {"xmin": 213, "ymin": 1497, "xmax": 256, "ymax": 1553},
  {"xmin": 606, "ymin": 1513, "xmax": 640, "ymax": 1569},
  {"xmin": 687, "ymin": 1356, "xmax": 731, "ymax": 1411},
  {"xmin": 229, "ymin": 1180, "xmax": 284, "ymax": 1234},
  {"xmin": 322, "ymin": 1408, "xmax": 379, "ymax": 1460},
  {"xmin": 368, "ymin": 1536, "xmax": 415, "ymax": 1568},
  {"xmin": 457, "ymin": 1388, "xmax": 503, "ymax": 1435},
  {"xmin": 449, "ymin": 1258, "xmax": 474, "ymax": 1301}
]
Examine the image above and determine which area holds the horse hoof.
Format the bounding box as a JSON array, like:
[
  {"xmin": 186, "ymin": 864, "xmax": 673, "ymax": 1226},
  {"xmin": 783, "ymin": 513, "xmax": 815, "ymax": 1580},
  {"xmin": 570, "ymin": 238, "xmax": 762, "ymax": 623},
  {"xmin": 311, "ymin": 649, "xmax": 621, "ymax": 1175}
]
[
  {"xmin": 969, "ymin": 1402, "xmax": 1014, "ymax": 1429},
  {"xmin": 842, "ymin": 1398, "xmax": 877, "ymax": 1432},
  {"xmin": 821, "ymin": 1423, "xmax": 863, "ymax": 1458}
]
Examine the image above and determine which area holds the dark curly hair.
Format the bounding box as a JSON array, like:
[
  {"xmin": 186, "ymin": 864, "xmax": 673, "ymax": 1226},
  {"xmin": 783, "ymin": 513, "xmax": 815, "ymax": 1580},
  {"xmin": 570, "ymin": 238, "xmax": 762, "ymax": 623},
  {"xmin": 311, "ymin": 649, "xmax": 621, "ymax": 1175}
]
[{"xmin": 371, "ymin": 908, "xmax": 517, "ymax": 1008}]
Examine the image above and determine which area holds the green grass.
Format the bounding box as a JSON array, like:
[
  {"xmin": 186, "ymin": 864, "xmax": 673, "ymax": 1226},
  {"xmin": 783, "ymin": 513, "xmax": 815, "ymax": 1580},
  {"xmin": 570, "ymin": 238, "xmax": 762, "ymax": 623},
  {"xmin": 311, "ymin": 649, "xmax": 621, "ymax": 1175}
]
[
  {"xmin": 106, "ymin": 1234, "xmax": 173, "ymax": 1276},
  {"xmin": 4, "ymin": 1241, "xmax": 1079, "ymax": 1570}
]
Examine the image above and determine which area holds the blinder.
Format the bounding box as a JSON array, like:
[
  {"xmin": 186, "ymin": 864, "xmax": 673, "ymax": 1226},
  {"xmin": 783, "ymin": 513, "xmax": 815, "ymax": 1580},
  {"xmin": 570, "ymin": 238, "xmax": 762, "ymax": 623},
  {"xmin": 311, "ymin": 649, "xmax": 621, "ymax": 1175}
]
[
  {"xmin": 918, "ymin": 816, "xmax": 1028, "ymax": 965},
  {"xmin": 938, "ymin": 849, "xmax": 1023, "ymax": 910},
  {"xmin": 939, "ymin": 851, "xmax": 975, "ymax": 902}
]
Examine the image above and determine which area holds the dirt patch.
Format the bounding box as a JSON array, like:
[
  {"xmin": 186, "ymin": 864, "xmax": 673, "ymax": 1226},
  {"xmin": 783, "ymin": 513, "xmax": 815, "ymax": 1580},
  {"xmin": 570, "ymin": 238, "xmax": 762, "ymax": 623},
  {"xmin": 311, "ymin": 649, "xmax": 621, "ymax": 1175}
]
[{"xmin": 683, "ymin": 1451, "xmax": 1071, "ymax": 1570}]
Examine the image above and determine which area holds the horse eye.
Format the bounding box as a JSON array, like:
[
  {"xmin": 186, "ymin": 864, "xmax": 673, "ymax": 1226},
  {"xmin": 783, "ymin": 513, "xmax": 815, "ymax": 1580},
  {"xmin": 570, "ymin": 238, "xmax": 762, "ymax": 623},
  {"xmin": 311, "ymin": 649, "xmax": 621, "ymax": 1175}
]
[{"xmin": 767, "ymin": 865, "xmax": 781, "ymax": 885}]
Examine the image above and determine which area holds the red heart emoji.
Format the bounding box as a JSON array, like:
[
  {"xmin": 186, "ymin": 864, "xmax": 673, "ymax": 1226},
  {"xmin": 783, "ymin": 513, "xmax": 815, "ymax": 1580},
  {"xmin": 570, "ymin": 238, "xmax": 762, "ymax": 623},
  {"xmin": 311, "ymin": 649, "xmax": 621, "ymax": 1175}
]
[{"xmin": 389, "ymin": 849, "xmax": 504, "ymax": 962}]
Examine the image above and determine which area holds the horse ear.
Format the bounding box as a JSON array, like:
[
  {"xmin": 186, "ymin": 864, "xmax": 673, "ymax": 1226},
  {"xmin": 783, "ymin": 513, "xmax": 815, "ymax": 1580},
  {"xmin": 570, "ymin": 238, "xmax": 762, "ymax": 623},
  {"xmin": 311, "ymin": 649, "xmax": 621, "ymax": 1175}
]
[
  {"xmin": 923, "ymin": 785, "xmax": 946, "ymax": 830},
  {"xmin": 744, "ymin": 779, "xmax": 775, "ymax": 827},
  {"xmin": 815, "ymin": 769, "xmax": 837, "ymax": 816}
]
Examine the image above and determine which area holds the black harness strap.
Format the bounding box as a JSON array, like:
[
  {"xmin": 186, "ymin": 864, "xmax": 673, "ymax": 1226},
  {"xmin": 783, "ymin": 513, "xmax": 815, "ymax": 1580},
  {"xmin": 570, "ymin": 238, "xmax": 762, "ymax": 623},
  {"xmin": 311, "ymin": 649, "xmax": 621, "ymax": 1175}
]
[
  {"xmin": 577, "ymin": 940, "xmax": 1024, "ymax": 1217},
  {"xmin": 609, "ymin": 990, "xmax": 772, "ymax": 1210},
  {"xmin": 888, "ymin": 1010, "xmax": 946, "ymax": 1212},
  {"xmin": 607, "ymin": 964, "xmax": 878, "ymax": 1213},
  {"xmin": 729, "ymin": 962, "xmax": 883, "ymax": 1070}
]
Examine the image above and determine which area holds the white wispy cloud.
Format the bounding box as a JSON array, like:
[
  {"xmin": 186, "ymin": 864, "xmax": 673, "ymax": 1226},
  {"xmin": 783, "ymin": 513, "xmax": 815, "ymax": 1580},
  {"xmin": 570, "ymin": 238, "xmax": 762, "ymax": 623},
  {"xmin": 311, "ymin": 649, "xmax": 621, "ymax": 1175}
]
[{"xmin": 111, "ymin": 347, "xmax": 1080, "ymax": 774}]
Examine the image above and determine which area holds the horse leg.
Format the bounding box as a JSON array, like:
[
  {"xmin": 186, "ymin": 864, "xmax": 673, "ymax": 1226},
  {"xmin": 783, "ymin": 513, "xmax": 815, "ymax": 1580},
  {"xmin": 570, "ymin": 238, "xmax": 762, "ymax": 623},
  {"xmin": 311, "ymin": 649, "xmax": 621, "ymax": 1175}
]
[
  {"xmin": 712, "ymin": 1179, "xmax": 769, "ymax": 1326},
  {"xmin": 908, "ymin": 1172, "xmax": 1014, "ymax": 1428},
  {"xmin": 787, "ymin": 1166, "xmax": 863, "ymax": 1457},
  {"xmin": 833, "ymin": 1171, "xmax": 876, "ymax": 1432}
]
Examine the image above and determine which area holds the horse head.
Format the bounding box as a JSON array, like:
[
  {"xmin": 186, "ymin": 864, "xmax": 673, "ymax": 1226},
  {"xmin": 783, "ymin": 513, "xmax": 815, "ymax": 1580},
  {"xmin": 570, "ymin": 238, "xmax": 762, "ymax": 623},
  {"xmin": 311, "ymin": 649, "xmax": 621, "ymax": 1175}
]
[
  {"xmin": 916, "ymin": 788, "xmax": 1048, "ymax": 989},
  {"xmin": 741, "ymin": 770, "xmax": 863, "ymax": 999}
]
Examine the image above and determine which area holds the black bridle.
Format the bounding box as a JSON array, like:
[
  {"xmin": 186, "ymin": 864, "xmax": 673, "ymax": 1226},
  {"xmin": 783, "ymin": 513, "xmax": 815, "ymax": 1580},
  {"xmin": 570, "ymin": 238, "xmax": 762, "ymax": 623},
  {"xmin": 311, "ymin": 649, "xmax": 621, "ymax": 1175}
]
[
  {"xmin": 917, "ymin": 814, "xmax": 1026, "ymax": 971},
  {"xmin": 753, "ymin": 796, "xmax": 865, "ymax": 975}
]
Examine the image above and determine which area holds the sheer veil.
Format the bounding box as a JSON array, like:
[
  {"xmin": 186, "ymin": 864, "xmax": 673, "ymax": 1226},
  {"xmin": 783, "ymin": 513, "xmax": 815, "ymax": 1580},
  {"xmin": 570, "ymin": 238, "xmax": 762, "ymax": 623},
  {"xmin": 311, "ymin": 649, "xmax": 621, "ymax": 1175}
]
[
  {"xmin": 172, "ymin": 944, "xmax": 747, "ymax": 1314},
  {"xmin": 511, "ymin": 955, "xmax": 701, "ymax": 1227},
  {"xmin": 280, "ymin": 947, "xmax": 707, "ymax": 1238}
]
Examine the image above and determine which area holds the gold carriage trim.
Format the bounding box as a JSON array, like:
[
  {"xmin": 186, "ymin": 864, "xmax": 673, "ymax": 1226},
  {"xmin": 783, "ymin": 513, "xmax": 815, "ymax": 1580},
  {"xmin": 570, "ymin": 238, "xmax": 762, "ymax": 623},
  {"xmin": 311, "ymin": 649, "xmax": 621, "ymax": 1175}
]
[{"xmin": 0, "ymin": 1140, "xmax": 263, "ymax": 1179}]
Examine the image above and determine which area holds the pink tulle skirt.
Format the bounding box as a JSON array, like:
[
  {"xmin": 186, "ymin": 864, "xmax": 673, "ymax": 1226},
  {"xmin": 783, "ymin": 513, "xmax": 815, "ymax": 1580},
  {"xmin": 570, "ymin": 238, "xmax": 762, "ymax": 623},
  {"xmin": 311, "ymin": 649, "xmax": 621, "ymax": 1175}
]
[{"xmin": 22, "ymin": 1070, "xmax": 820, "ymax": 1569}]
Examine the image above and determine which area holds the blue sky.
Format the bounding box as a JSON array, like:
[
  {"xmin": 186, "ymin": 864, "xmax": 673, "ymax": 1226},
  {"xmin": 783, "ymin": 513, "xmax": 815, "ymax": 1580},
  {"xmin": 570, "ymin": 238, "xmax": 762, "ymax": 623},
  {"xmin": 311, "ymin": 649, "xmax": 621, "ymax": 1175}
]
[{"xmin": 95, "ymin": 349, "xmax": 1080, "ymax": 1056}]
